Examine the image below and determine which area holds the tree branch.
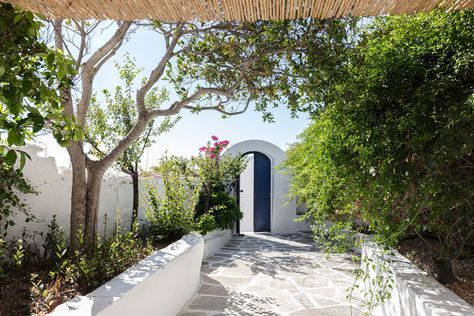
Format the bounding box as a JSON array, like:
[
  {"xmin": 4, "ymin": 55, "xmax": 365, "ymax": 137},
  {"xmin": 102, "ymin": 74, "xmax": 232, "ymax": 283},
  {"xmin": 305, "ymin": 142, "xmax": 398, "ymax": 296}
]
[
  {"xmin": 136, "ymin": 125, "xmax": 153, "ymax": 162},
  {"xmin": 97, "ymin": 31, "xmax": 286, "ymax": 171},
  {"xmin": 73, "ymin": 20, "xmax": 87, "ymax": 66},
  {"xmin": 136, "ymin": 23, "xmax": 185, "ymax": 114},
  {"xmin": 84, "ymin": 133, "xmax": 106, "ymax": 158},
  {"xmin": 185, "ymin": 96, "xmax": 252, "ymax": 116},
  {"xmin": 77, "ymin": 21, "xmax": 132, "ymax": 126}
]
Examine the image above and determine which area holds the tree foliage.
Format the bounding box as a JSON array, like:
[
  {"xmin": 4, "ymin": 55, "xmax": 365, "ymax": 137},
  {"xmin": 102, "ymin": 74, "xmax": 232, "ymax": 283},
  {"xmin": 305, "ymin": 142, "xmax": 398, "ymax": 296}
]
[
  {"xmin": 168, "ymin": 18, "xmax": 356, "ymax": 121},
  {"xmin": 0, "ymin": 4, "xmax": 77, "ymax": 159},
  {"xmin": 0, "ymin": 4, "xmax": 74, "ymax": 239},
  {"xmin": 86, "ymin": 55, "xmax": 177, "ymax": 169},
  {"xmin": 285, "ymin": 10, "xmax": 474, "ymax": 258}
]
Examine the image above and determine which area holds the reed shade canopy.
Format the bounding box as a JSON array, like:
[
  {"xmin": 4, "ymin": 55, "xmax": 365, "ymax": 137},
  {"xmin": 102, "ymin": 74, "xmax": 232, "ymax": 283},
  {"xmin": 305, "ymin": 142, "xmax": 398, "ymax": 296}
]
[{"xmin": 2, "ymin": 0, "xmax": 474, "ymax": 21}]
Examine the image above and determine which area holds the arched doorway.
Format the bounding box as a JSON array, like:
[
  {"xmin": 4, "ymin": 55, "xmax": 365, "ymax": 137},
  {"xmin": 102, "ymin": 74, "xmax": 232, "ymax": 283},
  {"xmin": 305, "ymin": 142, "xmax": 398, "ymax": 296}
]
[
  {"xmin": 225, "ymin": 140, "xmax": 310, "ymax": 234},
  {"xmin": 238, "ymin": 152, "xmax": 271, "ymax": 232}
]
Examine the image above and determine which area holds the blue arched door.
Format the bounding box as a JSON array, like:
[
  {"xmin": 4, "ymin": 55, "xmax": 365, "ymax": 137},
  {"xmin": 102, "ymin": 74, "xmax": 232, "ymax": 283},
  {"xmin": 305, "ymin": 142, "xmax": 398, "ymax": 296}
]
[{"xmin": 253, "ymin": 152, "xmax": 271, "ymax": 232}]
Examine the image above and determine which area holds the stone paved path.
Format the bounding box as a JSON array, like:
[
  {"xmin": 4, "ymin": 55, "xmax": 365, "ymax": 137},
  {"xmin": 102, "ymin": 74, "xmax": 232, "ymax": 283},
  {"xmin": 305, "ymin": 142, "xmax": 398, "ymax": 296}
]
[{"xmin": 179, "ymin": 233, "xmax": 365, "ymax": 316}]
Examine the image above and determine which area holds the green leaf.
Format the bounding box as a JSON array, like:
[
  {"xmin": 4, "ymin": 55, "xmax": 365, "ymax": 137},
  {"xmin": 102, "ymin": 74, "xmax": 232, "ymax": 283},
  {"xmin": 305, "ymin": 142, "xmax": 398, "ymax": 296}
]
[
  {"xmin": 7, "ymin": 128, "xmax": 25, "ymax": 146},
  {"xmin": 19, "ymin": 151, "xmax": 26, "ymax": 170},
  {"xmin": 57, "ymin": 63, "xmax": 68, "ymax": 79},
  {"xmin": 47, "ymin": 53, "xmax": 55, "ymax": 64},
  {"xmin": 5, "ymin": 149, "xmax": 17, "ymax": 166}
]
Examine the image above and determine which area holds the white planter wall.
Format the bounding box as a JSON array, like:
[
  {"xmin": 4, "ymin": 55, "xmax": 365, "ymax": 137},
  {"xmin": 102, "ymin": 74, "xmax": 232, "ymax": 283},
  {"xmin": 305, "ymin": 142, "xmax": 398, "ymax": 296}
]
[
  {"xmin": 361, "ymin": 242, "xmax": 474, "ymax": 316},
  {"xmin": 50, "ymin": 230, "xmax": 234, "ymax": 316},
  {"xmin": 51, "ymin": 234, "xmax": 204, "ymax": 316}
]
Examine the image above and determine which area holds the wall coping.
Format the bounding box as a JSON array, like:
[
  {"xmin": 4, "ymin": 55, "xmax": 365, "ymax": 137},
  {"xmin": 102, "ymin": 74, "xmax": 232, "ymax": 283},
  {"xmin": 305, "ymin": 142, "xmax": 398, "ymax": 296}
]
[
  {"xmin": 362, "ymin": 241, "xmax": 474, "ymax": 316},
  {"xmin": 51, "ymin": 233, "xmax": 203, "ymax": 315}
]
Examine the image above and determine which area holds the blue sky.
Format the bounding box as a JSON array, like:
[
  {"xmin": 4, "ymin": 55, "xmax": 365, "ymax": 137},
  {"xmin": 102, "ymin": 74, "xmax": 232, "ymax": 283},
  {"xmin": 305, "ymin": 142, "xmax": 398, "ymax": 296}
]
[{"xmin": 35, "ymin": 24, "xmax": 310, "ymax": 169}]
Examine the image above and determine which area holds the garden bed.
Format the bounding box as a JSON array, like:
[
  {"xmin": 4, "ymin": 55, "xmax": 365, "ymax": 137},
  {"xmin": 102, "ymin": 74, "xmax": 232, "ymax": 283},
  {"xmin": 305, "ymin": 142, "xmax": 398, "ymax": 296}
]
[
  {"xmin": 0, "ymin": 230, "xmax": 234, "ymax": 315},
  {"xmin": 0, "ymin": 240, "xmax": 170, "ymax": 316},
  {"xmin": 397, "ymin": 237, "xmax": 474, "ymax": 306}
]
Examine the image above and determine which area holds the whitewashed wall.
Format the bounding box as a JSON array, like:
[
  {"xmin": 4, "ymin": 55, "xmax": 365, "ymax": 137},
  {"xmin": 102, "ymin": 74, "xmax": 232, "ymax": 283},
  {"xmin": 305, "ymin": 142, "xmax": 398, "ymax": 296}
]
[
  {"xmin": 202, "ymin": 229, "xmax": 232, "ymax": 259},
  {"xmin": 6, "ymin": 145, "xmax": 162, "ymax": 240},
  {"xmin": 8, "ymin": 140, "xmax": 308, "ymax": 240}
]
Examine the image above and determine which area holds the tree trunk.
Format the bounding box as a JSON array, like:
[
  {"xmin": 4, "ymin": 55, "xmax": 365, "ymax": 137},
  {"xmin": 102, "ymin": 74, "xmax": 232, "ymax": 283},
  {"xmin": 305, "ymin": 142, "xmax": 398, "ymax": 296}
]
[
  {"xmin": 130, "ymin": 170, "xmax": 139, "ymax": 230},
  {"xmin": 68, "ymin": 148, "xmax": 108, "ymax": 248},
  {"xmin": 68, "ymin": 144, "xmax": 87, "ymax": 249},
  {"xmin": 84, "ymin": 162, "xmax": 106, "ymax": 241}
]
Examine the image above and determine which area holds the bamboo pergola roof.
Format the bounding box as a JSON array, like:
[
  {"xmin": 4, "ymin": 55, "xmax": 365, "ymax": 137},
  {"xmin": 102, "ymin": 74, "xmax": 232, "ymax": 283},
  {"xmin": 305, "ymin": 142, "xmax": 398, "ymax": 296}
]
[{"xmin": 3, "ymin": 0, "xmax": 474, "ymax": 21}]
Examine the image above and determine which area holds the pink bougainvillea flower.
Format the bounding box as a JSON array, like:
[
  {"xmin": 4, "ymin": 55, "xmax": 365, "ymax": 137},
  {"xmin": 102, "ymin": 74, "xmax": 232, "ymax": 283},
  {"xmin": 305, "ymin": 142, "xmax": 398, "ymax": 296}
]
[
  {"xmin": 199, "ymin": 146, "xmax": 207, "ymax": 152},
  {"xmin": 208, "ymin": 147, "xmax": 215, "ymax": 152},
  {"xmin": 218, "ymin": 147, "xmax": 224, "ymax": 152},
  {"xmin": 209, "ymin": 153, "xmax": 217, "ymax": 159},
  {"xmin": 211, "ymin": 135, "xmax": 219, "ymax": 141},
  {"xmin": 220, "ymin": 140, "xmax": 230, "ymax": 146}
]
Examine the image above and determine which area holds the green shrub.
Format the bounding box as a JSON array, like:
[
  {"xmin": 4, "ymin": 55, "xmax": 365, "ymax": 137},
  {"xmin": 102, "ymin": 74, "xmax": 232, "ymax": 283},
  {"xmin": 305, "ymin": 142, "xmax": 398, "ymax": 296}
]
[
  {"xmin": 284, "ymin": 9, "xmax": 474, "ymax": 259},
  {"xmin": 28, "ymin": 222, "xmax": 155, "ymax": 301},
  {"xmin": 196, "ymin": 213, "xmax": 216, "ymax": 235},
  {"xmin": 145, "ymin": 156, "xmax": 200, "ymax": 241},
  {"xmin": 196, "ymin": 190, "xmax": 243, "ymax": 231},
  {"xmin": 68, "ymin": 224, "xmax": 154, "ymax": 288}
]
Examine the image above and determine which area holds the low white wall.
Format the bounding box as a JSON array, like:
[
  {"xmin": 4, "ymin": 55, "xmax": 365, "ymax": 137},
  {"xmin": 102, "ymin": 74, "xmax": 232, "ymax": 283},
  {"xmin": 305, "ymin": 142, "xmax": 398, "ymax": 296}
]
[
  {"xmin": 203, "ymin": 229, "xmax": 232, "ymax": 259},
  {"xmin": 7, "ymin": 145, "xmax": 162, "ymax": 240},
  {"xmin": 51, "ymin": 234, "xmax": 204, "ymax": 316},
  {"xmin": 361, "ymin": 242, "xmax": 474, "ymax": 316}
]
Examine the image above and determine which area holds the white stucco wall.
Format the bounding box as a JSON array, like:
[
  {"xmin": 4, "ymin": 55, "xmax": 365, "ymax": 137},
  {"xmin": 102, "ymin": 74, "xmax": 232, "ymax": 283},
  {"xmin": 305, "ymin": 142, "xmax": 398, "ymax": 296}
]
[
  {"xmin": 9, "ymin": 140, "xmax": 308, "ymax": 238},
  {"xmin": 361, "ymin": 242, "xmax": 474, "ymax": 316},
  {"xmin": 51, "ymin": 234, "xmax": 204, "ymax": 316},
  {"xmin": 6, "ymin": 145, "xmax": 161, "ymax": 240},
  {"xmin": 224, "ymin": 140, "xmax": 309, "ymax": 234}
]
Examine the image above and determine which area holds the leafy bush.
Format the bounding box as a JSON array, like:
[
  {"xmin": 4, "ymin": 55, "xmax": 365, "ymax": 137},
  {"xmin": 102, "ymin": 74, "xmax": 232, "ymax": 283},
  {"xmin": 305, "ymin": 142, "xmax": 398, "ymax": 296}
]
[
  {"xmin": 26, "ymin": 219, "xmax": 154, "ymax": 311},
  {"xmin": 196, "ymin": 190, "xmax": 243, "ymax": 232},
  {"xmin": 196, "ymin": 213, "xmax": 216, "ymax": 235},
  {"xmin": 0, "ymin": 214, "xmax": 156, "ymax": 314},
  {"xmin": 145, "ymin": 156, "xmax": 201, "ymax": 240},
  {"xmin": 284, "ymin": 10, "xmax": 474, "ymax": 260}
]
